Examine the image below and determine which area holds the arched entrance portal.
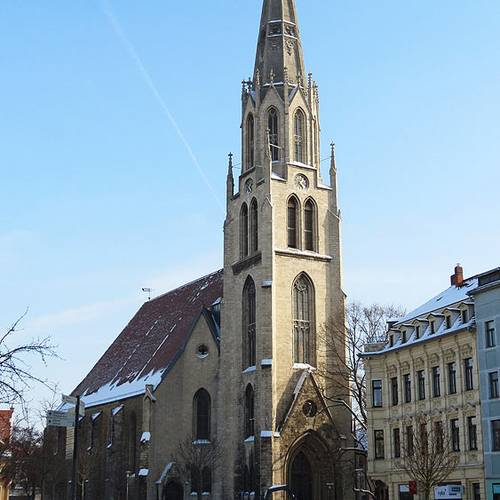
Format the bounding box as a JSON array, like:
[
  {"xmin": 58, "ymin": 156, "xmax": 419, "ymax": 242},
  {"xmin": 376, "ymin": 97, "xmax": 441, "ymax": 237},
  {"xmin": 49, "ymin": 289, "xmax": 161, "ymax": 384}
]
[
  {"xmin": 163, "ymin": 480, "xmax": 183, "ymax": 500},
  {"xmin": 290, "ymin": 451, "xmax": 313, "ymax": 500}
]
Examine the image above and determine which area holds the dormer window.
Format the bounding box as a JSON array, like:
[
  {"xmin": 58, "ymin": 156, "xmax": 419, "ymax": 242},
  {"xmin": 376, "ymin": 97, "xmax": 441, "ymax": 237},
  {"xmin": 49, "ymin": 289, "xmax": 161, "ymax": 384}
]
[
  {"xmin": 401, "ymin": 331, "xmax": 407, "ymax": 344},
  {"xmin": 446, "ymin": 315, "xmax": 452, "ymax": 329},
  {"xmin": 389, "ymin": 335, "xmax": 394, "ymax": 347},
  {"xmin": 430, "ymin": 321, "xmax": 436, "ymax": 334},
  {"xmin": 462, "ymin": 309, "xmax": 468, "ymax": 323},
  {"xmin": 415, "ymin": 325, "xmax": 421, "ymax": 339}
]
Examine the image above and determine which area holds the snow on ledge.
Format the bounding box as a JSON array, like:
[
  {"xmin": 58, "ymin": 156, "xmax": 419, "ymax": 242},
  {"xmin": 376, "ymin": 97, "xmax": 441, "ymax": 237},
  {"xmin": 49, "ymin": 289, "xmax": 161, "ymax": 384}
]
[
  {"xmin": 140, "ymin": 431, "xmax": 151, "ymax": 443},
  {"xmin": 138, "ymin": 468, "xmax": 149, "ymax": 477},
  {"xmin": 243, "ymin": 366, "xmax": 257, "ymax": 374},
  {"xmin": 261, "ymin": 359, "xmax": 273, "ymax": 367}
]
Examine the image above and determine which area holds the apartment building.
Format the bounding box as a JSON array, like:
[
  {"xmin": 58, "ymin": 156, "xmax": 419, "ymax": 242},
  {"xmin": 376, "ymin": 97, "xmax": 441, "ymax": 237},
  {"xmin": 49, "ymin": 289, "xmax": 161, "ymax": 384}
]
[{"xmin": 362, "ymin": 265, "xmax": 486, "ymax": 500}]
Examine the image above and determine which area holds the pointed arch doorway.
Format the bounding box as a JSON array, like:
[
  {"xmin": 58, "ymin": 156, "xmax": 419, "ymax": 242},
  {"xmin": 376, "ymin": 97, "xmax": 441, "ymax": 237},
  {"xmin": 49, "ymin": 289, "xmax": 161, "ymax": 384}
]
[
  {"xmin": 163, "ymin": 480, "xmax": 183, "ymax": 500},
  {"xmin": 290, "ymin": 451, "xmax": 313, "ymax": 500}
]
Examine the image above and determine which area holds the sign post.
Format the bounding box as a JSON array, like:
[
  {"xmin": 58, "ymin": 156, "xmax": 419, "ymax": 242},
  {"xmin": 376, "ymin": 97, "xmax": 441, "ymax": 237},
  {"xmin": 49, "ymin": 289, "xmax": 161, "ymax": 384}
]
[{"xmin": 70, "ymin": 395, "xmax": 81, "ymax": 500}]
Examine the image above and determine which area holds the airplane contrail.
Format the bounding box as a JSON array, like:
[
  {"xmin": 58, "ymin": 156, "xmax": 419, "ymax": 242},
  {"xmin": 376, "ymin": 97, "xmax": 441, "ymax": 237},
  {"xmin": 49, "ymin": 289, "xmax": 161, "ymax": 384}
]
[{"xmin": 102, "ymin": 0, "xmax": 224, "ymax": 212}]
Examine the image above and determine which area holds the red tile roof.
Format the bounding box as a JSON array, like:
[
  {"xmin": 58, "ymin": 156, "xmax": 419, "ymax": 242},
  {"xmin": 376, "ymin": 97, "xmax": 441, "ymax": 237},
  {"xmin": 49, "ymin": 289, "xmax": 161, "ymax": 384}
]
[{"xmin": 74, "ymin": 270, "xmax": 223, "ymax": 406}]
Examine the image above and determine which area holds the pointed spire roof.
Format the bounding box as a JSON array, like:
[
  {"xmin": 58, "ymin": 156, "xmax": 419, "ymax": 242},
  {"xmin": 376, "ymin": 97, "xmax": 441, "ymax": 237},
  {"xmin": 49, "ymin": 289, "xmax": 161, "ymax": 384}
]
[{"xmin": 254, "ymin": 0, "xmax": 306, "ymax": 92}]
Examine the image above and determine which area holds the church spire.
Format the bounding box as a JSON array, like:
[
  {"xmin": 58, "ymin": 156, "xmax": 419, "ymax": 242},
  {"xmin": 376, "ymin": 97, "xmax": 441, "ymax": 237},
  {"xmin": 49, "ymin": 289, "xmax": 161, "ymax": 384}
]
[{"xmin": 254, "ymin": 0, "xmax": 306, "ymax": 93}]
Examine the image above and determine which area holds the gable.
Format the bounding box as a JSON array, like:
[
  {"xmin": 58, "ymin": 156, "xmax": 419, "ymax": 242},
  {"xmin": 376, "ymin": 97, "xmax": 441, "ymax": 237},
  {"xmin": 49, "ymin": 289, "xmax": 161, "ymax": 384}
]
[{"xmin": 73, "ymin": 270, "xmax": 223, "ymax": 408}]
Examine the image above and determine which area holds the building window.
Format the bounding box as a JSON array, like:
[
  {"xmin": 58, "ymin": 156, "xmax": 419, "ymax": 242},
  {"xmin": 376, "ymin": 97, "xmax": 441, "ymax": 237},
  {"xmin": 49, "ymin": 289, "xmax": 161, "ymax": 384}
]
[
  {"xmin": 287, "ymin": 197, "xmax": 299, "ymax": 249},
  {"xmin": 303, "ymin": 199, "xmax": 316, "ymax": 252},
  {"xmin": 393, "ymin": 428, "xmax": 401, "ymax": 458},
  {"xmin": 451, "ymin": 419, "xmax": 460, "ymax": 451},
  {"xmin": 401, "ymin": 330, "xmax": 407, "ymax": 343},
  {"xmin": 268, "ymin": 108, "xmax": 279, "ymax": 161},
  {"xmin": 389, "ymin": 335, "xmax": 394, "ymax": 347},
  {"xmin": 415, "ymin": 325, "xmax": 421, "ymax": 339},
  {"xmin": 435, "ymin": 421, "xmax": 444, "ymax": 453},
  {"xmin": 420, "ymin": 423, "xmax": 428, "ymax": 455},
  {"xmin": 468, "ymin": 416, "xmax": 478, "ymax": 451},
  {"xmin": 250, "ymin": 199, "xmax": 258, "ymax": 254},
  {"xmin": 191, "ymin": 467, "xmax": 201, "ymax": 494},
  {"xmin": 492, "ymin": 420, "xmax": 500, "ymax": 451},
  {"xmin": 391, "ymin": 377, "xmax": 399, "ymax": 406},
  {"xmin": 294, "ymin": 109, "xmax": 306, "ymax": 163},
  {"xmin": 372, "ymin": 380, "xmax": 383, "ymax": 408},
  {"xmin": 430, "ymin": 320, "xmax": 436, "ymax": 334},
  {"xmin": 193, "ymin": 389, "xmax": 211, "ymax": 441},
  {"xmin": 246, "ymin": 114, "xmax": 255, "ymax": 170},
  {"xmin": 462, "ymin": 309, "xmax": 468, "ymax": 323},
  {"xmin": 404, "ymin": 374, "xmax": 411, "ymax": 403},
  {"xmin": 432, "ymin": 366, "xmax": 441, "ymax": 397},
  {"xmin": 417, "ymin": 370, "xmax": 426, "ymax": 400},
  {"xmin": 464, "ymin": 358, "xmax": 474, "ymax": 391},
  {"xmin": 242, "ymin": 277, "xmax": 256, "ymax": 369},
  {"xmin": 240, "ymin": 204, "xmax": 249, "ymax": 258},
  {"xmin": 202, "ymin": 467, "xmax": 212, "ymax": 494},
  {"xmin": 406, "ymin": 426, "xmax": 414, "ymax": 456},
  {"xmin": 486, "ymin": 320, "xmax": 496, "ymax": 348},
  {"xmin": 472, "ymin": 483, "xmax": 480, "ymax": 500},
  {"xmin": 448, "ymin": 362, "xmax": 457, "ymax": 394},
  {"xmin": 374, "ymin": 430, "xmax": 385, "ymax": 459},
  {"xmin": 244, "ymin": 384, "xmax": 255, "ymax": 439},
  {"xmin": 490, "ymin": 371, "xmax": 499, "ymax": 399},
  {"xmin": 292, "ymin": 274, "xmax": 315, "ymax": 365},
  {"xmin": 446, "ymin": 315, "xmax": 452, "ymax": 329},
  {"xmin": 108, "ymin": 413, "xmax": 115, "ymax": 448}
]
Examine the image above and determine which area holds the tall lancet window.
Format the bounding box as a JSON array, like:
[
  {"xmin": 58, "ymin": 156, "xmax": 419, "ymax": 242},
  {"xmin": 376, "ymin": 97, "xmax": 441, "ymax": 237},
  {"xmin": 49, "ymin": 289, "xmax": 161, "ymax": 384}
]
[
  {"xmin": 240, "ymin": 203, "xmax": 248, "ymax": 258},
  {"xmin": 243, "ymin": 277, "xmax": 256, "ymax": 368},
  {"xmin": 287, "ymin": 196, "xmax": 299, "ymax": 249},
  {"xmin": 292, "ymin": 274, "xmax": 315, "ymax": 365},
  {"xmin": 294, "ymin": 109, "xmax": 306, "ymax": 163},
  {"xmin": 268, "ymin": 108, "xmax": 279, "ymax": 161},
  {"xmin": 246, "ymin": 114, "xmax": 255, "ymax": 170},
  {"xmin": 304, "ymin": 199, "xmax": 316, "ymax": 252},
  {"xmin": 193, "ymin": 389, "xmax": 211, "ymax": 441},
  {"xmin": 244, "ymin": 384, "xmax": 255, "ymax": 438},
  {"xmin": 250, "ymin": 198, "xmax": 258, "ymax": 253}
]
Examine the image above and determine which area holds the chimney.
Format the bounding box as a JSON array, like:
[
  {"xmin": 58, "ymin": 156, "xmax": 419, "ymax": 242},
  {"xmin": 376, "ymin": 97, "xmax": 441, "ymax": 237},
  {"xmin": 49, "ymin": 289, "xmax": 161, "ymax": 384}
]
[{"xmin": 451, "ymin": 263, "xmax": 464, "ymax": 287}]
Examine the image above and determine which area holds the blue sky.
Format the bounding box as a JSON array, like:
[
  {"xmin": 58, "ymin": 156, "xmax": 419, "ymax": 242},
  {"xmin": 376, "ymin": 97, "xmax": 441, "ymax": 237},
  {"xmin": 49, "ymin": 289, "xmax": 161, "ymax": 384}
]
[{"xmin": 1, "ymin": 0, "xmax": 499, "ymax": 412}]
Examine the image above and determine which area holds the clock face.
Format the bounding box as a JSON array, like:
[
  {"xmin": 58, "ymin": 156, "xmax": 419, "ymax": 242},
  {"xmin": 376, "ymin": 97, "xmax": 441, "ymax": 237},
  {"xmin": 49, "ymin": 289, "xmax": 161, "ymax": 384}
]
[
  {"xmin": 302, "ymin": 400, "xmax": 318, "ymax": 418},
  {"xmin": 245, "ymin": 179, "xmax": 254, "ymax": 195}
]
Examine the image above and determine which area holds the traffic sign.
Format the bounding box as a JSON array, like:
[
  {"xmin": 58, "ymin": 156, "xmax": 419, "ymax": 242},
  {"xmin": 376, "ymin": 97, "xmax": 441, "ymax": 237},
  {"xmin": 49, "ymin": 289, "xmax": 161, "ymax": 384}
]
[{"xmin": 47, "ymin": 410, "xmax": 75, "ymax": 428}]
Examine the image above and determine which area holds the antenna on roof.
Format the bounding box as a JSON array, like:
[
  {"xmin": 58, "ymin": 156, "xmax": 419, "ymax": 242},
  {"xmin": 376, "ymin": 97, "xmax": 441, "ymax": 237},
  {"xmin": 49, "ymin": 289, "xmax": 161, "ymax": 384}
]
[{"xmin": 142, "ymin": 288, "xmax": 152, "ymax": 301}]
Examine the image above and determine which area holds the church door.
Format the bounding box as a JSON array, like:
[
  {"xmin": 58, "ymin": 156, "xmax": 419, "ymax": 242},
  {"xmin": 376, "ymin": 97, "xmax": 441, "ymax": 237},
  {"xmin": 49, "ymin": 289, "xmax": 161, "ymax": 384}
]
[
  {"xmin": 163, "ymin": 481, "xmax": 183, "ymax": 500},
  {"xmin": 290, "ymin": 451, "xmax": 313, "ymax": 500}
]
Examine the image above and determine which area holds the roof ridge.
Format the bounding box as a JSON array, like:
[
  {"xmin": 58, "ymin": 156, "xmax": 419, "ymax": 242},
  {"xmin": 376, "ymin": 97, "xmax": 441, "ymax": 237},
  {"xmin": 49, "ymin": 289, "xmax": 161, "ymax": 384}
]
[{"xmin": 149, "ymin": 268, "xmax": 223, "ymax": 302}]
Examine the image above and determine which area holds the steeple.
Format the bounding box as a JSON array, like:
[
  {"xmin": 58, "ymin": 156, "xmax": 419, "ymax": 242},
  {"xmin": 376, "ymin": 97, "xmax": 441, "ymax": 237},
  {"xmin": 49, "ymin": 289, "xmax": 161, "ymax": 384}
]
[{"xmin": 254, "ymin": 0, "xmax": 306, "ymax": 93}]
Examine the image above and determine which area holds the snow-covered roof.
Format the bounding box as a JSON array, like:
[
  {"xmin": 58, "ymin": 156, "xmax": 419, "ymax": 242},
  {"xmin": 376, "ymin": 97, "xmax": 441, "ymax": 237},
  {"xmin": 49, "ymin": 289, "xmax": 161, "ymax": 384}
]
[
  {"xmin": 73, "ymin": 270, "xmax": 223, "ymax": 408},
  {"xmin": 362, "ymin": 276, "xmax": 479, "ymax": 357},
  {"xmin": 397, "ymin": 278, "xmax": 478, "ymax": 324}
]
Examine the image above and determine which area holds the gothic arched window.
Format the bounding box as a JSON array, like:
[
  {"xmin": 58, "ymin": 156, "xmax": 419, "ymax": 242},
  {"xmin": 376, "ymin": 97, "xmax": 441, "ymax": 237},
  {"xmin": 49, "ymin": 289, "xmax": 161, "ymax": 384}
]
[
  {"xmin": 243, "ymin": 277, "xmax": 256, "ymax": 368},
  {"xmin": 240, "ymin": 203, "xmax": 249, "ymax": 258},
  {"xmin": 250, "ymin": 198, "xmax": 258, "ymax": 254},
  {"xmin": 193, "ymin": 389, "xmax": 211, "ymax": 441},
  {"xmin": 304, "ymin": 198, "xmax": 316, "ymax": 252},
  {"xmin": 268, "ymin": 107, "xmax": 280, "ymax": 161},
  {"xmin": 246, "ymin": 114, "xmax": 255, "ymax": 170},
  {"xmin": 202, "ymin": 467, "xmax": 212, "ymax": 493},
  {"xmin": 287, "ymin": 196, "xmax": 299, "ymax": 249},
  {"xmin": 292, "ymin": 273, "xmax": 315, "ymax": 365},
  {"xmin": 294, "ymin": 109, "xmax": 306, "ymax": 163},
  {"xmin": 244, "ymin": 384, "xmax": 255, "ymax": 438}
]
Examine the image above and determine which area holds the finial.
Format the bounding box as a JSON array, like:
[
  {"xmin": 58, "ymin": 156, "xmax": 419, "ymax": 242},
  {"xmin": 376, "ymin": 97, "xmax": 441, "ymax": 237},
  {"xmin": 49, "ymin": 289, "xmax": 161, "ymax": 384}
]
[
  {"xmin": 284, "ymin": 67, "xmax": 289, "ymax": 84},
  {"xmin": 270, "ymin": 68, "xmax": 275, "ymax": 85},
  {"xmin": 255, "ymin": 69, "xmax": 261, "ymax": 88},
  {"xmin": 228, "ymin": 152, "xmax": 234, "ymax": 170},
  {"xmin": 308, "ymin": 73, "xmax": 313, "ymax": 89},
  {"xmin": 265, "ymin": 129, "xmax": 272, "ymax": 161},
  {"xmin": 241, "ymin": 79, "xmax": 246, "ymax": 95},
  {"xmin": 330, "ymin": 142, "xmax": 336, "ymax": 172}
]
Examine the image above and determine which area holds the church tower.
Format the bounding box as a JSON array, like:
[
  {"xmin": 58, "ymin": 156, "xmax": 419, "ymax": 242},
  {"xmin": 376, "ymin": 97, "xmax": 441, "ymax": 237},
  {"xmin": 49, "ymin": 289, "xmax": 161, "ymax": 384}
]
[{"xmin": 218, "ymin": 1, "xmax": 351, "ymax": 498}]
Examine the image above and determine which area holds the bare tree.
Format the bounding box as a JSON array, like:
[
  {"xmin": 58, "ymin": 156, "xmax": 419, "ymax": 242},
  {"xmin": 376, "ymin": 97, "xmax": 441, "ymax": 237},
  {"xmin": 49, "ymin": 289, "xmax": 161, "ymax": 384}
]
[
  {"xmin": 319, "ymin": 302, "xmax": 405, "ymax": 444},
  {"xmin": 0, "ymin": 311, "xmax": 57, "ymax": 408},
  {"xmin": 398, "ymin": 417, "xmax": 459, "ymax": 500},
  {"xmin": 317, "ymin": 302, "xmax": 404, "ymax": 499},
  {"xmin": 0, "ymin": 424, "xmax": 44, "ymax": 500},
  {"xmin": 171, "ymin": 438, "xmax": 222, "ymax": 497}
]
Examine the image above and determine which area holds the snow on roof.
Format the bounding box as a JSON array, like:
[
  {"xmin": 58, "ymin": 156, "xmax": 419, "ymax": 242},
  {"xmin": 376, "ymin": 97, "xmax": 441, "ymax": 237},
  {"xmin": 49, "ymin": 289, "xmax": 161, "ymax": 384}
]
[
  {"xmin": 396, "ymin": 278, "xmax": 478, "ymax": 324},
  {"xmin": 74, "ymin": 270, "xmax": 223, "ymax": 409}
]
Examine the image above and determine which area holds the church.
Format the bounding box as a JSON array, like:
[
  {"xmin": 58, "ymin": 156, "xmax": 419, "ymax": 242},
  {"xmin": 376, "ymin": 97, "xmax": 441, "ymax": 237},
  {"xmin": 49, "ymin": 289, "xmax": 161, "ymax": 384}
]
[{"xmin": 45, "ymin": 1, "xmax": 353, "ymax": 499}]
